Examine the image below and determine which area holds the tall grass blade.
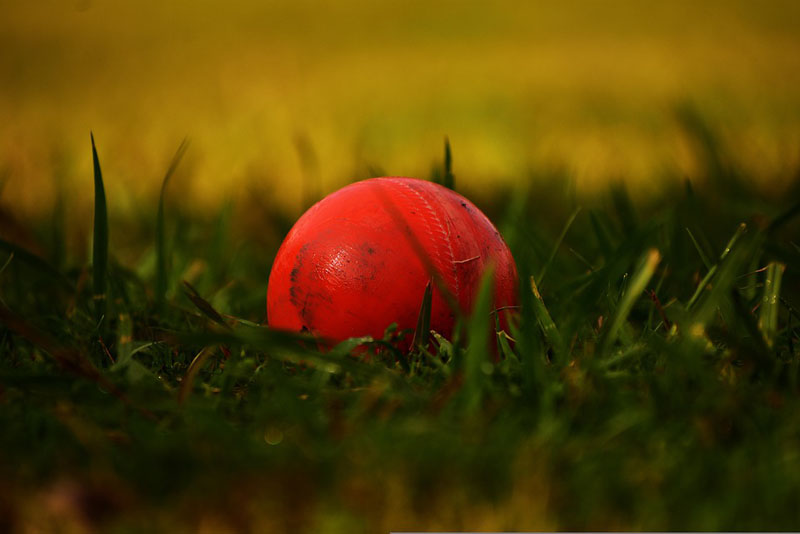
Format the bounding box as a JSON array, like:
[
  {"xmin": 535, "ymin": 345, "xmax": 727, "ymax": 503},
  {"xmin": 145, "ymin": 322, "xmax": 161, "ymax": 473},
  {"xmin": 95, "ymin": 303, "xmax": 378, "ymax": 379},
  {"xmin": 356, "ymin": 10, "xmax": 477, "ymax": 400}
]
[
  {"xmin": 156, "ymin": 138, "xmax": 189, "ymax": 311},
  {"xmin": 690, "ymin": 228, "xmax": 756, "ymax": 329},
  {"xmin": 589, "ymin": 211, "xmax": 614, "ymax": 258},
  {"xmin": 685, "ymin": 228, "xmax": 713, "ymax": 270},
  {"xmin": 529, "ymin": 275, "xmax": 565, "ymax": 362},
  {"xmin": 462, "ymin": 266, "xmax": 494, "ymax": 414},
  {"xmin": 443, "ymin": 137, "xmax": 454, "ymax": 190},
  {"xmin": 183, "ymin": 280, "xmax": 228, "ymax": 328},
  {"xmin": 687, "ymin": 223, "xmax": 747, "ymax": 310},
  {"xmin": 610, "ymin": 182, "xmax": 637, "ymax": 234},
  {"xmin": 537, "ymin": 206, "xmax": 580, "ymax": 285},
  {"xmin": 759, "ymin": 261, "xmax": 785, "ymax": 348},
  {"xmin": 91, "ymin": 133, "xmax": 108, "ymax": 331},
  {"xmin": 599, "ymin": 249, "xmax": 660, "ymax": 355},
  {"xmin": 294, "ymin": 133, "xmax": 320, "ymax": 210},
  {"xmin": 675, "ymin": 103, "xmax": 737, "ymax": 189},
  {"xmin": 411, "ymin": 278, "xmax": 433, "ymax": 353}
]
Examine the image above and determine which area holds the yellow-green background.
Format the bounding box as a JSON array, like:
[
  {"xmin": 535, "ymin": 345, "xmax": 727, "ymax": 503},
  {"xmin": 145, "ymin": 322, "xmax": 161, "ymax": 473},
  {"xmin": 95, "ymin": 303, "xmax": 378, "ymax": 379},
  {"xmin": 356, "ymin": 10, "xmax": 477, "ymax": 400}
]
[{"xmin": 2, "ymin": 0, "xmax": 799, "ymax": 218}]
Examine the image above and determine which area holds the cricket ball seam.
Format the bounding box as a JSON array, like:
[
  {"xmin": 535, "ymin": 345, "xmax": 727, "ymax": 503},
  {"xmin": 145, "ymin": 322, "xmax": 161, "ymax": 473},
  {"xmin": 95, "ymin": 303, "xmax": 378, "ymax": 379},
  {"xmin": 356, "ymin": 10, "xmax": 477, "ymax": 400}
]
[{"xmin": 391, "ymin": 178, "xmax": 461, "ymax": 305}]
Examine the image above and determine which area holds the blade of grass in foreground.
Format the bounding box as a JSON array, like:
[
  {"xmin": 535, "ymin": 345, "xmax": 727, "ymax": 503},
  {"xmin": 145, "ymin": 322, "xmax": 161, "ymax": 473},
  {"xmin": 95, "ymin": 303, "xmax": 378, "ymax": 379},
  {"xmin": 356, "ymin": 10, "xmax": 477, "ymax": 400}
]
[
  {"xmin": 170, "ymin": 325, "xmax": 401, "ymax": 383},
  {"xmin": 690, "ymin": 227, "xmax": 757, "ymax": 330},
  {"xmin": 91, "ymin": 133, "xmax": 108, "ymax": 332},
  {"xmin": 759, "ymin": 261, "xmax": 785, "ymax": 348},
  {"xmin": 183, "ymin": 280, "xmax": 229, "ymax": 328},
  {"xmin": 599, "ymin": 248, "xmax": 660, "ymax": 355},
  {"xmin": 529, "ymin": 275, "xmax": 565, "ymax": 362},
  {"xmin": 462, "ymin": 266, "xmax": 494, "ymax": 415},
  {"xmin": 156, "ymin": 138, "xmax": 189, "ymax": 311},
  {"xmin": 686, "ymin": 223, "xmax": 747, "ymax": 310},
  {"xmin": 411, "ymin": 279, "xmax": 433, "ymax": 353}
]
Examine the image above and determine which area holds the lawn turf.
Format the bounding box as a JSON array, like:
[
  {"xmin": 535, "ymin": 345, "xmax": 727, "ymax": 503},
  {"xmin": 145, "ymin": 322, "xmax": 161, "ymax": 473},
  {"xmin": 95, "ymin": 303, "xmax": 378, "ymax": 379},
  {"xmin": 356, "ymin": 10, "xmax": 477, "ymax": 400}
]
[{"xmin": 0, "ymin": 132, "xmax": 799, "ymax": 532}]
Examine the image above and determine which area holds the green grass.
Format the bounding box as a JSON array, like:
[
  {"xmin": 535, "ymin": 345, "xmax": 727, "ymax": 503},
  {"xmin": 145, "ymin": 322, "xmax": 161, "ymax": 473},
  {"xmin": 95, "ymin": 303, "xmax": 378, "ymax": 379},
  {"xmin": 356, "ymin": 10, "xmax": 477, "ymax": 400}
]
[{"xmin": 0, "ymin": 128, "xmax": 799, "ymax": 533}]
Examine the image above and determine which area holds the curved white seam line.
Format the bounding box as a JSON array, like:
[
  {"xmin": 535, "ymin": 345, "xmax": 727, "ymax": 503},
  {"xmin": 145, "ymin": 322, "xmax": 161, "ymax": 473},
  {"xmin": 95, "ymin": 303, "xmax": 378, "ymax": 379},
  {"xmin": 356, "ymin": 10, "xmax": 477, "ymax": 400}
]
[{"xmin": 393, "ymin": 179, "xmax": 461, "ymax": 303}]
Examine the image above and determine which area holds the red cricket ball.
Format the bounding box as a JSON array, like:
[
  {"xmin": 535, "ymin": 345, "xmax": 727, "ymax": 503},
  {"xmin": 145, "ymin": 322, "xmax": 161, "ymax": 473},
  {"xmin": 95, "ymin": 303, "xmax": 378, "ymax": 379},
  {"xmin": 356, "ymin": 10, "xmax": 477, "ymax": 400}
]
[{"xmin": 266, "ymin": 177, "xmax": 517, "ymax": 348}]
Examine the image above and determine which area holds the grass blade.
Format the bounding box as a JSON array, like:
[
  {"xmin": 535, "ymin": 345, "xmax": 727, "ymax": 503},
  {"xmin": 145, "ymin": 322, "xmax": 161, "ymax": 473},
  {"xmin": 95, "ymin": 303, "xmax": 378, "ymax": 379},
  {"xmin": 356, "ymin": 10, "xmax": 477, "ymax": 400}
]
[
  {"xmin": 759, "ymin": 261, "xmax": 785, "ymax": 348},
  {"xmin": 443, "ymin": 136, "xmax": 454, "ymax": 190},
  {"xmin": 462, "ymin": 266, "xmax": 494, "ymax": 414},
  {"xmin": 686, "ymin": 222, "xmax": 747, "ymax": 310},
  {"xmin": 610, "ymin": 182, "xmax": 637, "ymax": 234},
  {"xmin": 294, "ymin": 133, "xmax": 320, "ymax": 210},
  {"xmin": 537, "ymin": 206, "xmax": 581, "ymax": 285},
  {"xmin": 411, "ymin": 278, "xmax": 433, "ymax": 353},
  {"xmin": 156, "ymin": 138, "xmax": 189, "ymax": 311},
  {"xmin": 0, "ymin": 302, "xmax": 155, "ymax": 420},
  {"xmin": 183, "ymin": 280, "xmax": 229, "ymax": 328},
  {"xmin": 589, "ymin": 211, "xmax": 615, "ymax": 258},
  {"xmin": 91, "ymin": 133, "xmax": 108, "ymax": 331},
  {"xmin": 675, "ymin": 103, "xmax": 738, "ymax": 189},
  {"xmin": 690, "ymin": 228, "xmax": 756, "ymax": 329},
  {"xmin": 730, "ymin": 289, "xmax": 773, "ymax": 371},
  {"xmin": 529, "ymin": 274, "xmax": 565, "ymax": 362},
  {"xmin": 169, "ymin": 325, "xmax": 397, "ymax": 381},
  {"xmin": 685, "ymin": 227, "xmax": 713, "ymax": 270},
  {"xmin": 599, "ymin": 248, "xmax": 660, "ymax": 355}
]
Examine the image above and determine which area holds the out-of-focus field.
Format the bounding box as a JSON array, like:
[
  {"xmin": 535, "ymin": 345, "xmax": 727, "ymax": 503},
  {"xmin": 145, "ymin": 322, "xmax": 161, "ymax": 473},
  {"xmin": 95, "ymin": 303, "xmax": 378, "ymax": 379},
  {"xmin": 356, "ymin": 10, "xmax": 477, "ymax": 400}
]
[{"xmin": 2, "ymin": 0, "xmax": 800, "ymax": 218}]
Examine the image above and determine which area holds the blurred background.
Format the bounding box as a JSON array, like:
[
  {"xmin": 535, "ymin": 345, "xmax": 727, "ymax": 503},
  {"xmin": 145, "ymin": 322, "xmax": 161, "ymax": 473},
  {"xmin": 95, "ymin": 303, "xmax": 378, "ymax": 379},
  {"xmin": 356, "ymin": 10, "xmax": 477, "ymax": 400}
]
[{"xmin": 1, "ymin": 0, "xmax": 799, "ymax": 224}]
